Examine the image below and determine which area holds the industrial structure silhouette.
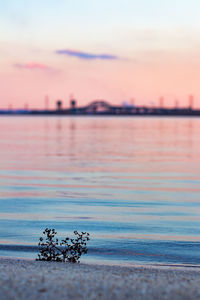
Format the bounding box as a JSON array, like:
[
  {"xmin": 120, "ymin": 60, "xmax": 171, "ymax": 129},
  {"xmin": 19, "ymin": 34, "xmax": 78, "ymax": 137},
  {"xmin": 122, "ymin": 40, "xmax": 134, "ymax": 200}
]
[{"xmin": 1, "ymin": 97, "xmax": 200, "ymax": 116}]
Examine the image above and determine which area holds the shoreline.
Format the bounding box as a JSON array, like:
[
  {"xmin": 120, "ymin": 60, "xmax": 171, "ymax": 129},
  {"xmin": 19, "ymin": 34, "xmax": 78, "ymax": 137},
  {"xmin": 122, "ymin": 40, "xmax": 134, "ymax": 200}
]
[
  {"xmin": 1, "ymin": 258, "xmax": 200, "ymax": 299},
  {"xmin": 1, "ymin": 254, "xmax": 200, "ymax": 269}
]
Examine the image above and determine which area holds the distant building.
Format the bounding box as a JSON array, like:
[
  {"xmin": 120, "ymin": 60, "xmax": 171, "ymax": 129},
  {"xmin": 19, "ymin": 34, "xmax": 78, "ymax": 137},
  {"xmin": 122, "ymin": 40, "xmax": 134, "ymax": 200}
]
[
  {"xmin": 70, "ymin": 99, "xmax": 76, "ymax": 109},
  {"xmin": 56, "ymin": 100, "xmax": 62, "ymax": 111}
]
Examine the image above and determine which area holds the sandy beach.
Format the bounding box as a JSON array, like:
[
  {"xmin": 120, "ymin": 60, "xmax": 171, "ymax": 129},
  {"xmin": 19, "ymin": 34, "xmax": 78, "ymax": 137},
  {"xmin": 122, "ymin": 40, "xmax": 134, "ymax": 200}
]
[{"xmin": 0, "ymin": 258, "xmax": 200, "ymax": 300}]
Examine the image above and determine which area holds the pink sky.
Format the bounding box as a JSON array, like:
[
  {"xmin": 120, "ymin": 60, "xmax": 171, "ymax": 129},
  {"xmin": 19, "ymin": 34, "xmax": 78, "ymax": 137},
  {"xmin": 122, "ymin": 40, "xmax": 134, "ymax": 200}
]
[{"xmin": 1, "ymin": 0, "xmax": 200, "ymax": 109}]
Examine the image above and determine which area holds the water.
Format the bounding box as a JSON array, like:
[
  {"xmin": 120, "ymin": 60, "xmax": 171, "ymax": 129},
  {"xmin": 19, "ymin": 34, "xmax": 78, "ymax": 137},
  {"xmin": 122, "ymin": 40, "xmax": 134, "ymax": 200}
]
[{"xmin": 0, "ymin": 116, "xmax": 200, "ymax": 265}]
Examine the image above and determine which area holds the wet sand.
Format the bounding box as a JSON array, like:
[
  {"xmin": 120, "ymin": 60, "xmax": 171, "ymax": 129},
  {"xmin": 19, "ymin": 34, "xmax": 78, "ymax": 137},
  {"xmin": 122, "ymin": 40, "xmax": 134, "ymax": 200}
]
[{"xmin": 0, "ymin": 258, "xmax": 200, "ymax": 299}]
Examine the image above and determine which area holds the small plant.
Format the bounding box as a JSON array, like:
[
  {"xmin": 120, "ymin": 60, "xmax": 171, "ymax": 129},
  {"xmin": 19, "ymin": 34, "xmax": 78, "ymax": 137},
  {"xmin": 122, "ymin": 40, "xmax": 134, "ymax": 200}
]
[{"xmin": 36, "ymin": 228, "xmax": 90, "ymax": 263}]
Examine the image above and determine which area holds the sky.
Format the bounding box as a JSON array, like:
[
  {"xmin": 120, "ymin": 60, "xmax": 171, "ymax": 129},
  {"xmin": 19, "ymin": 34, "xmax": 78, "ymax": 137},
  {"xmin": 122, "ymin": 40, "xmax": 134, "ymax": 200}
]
[{"xmin": 1, "ymin": 0, "xmax": 200, "ymax": 109}]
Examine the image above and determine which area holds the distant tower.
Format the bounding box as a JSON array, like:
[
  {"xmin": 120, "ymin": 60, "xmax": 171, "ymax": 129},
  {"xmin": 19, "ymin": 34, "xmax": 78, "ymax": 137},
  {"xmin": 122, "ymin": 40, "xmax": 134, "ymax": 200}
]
[
  {"xmin": 189, "ymin": 94, "xmax": 194, "ymax": 110},
  {"xmin": 56, "ymin": 100, "xmax": 62, "ymax": 111},
  {"xmin": 45, "ymin": 95, "xmax": 49, "ymax": 110},
  {"xmin": 70, "ymin": 99, "xmax": 76, "ymax": 109},
  {"xmin": 159, "ymin": 97, "xmax": 164, "ymax": 108},
  {"xmin": 175, "ymin": 99, "xmax": 179, "ymax": 109},
  {"xmin": 24, "ymin": 103, "xmax": 29, "ymax": 110},
  {"xmin": 130, "ymin": 98, "xmax": 135, "ymax": 106},
  {"xmin": 69, "ymin": 93, "xmax": 77, "ymax": 110}
]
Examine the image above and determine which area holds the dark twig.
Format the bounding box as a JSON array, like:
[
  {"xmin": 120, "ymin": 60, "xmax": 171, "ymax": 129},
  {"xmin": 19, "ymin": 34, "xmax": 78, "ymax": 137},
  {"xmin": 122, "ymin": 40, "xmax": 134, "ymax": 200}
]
[{"xmin": 36, "ymin": 228, "xmax": 90, "ymax": 263}]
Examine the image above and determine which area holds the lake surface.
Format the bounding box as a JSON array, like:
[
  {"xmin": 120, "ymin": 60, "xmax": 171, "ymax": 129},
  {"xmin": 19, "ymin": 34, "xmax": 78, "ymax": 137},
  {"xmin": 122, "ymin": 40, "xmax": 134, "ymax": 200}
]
[{"xmin": 0, "ymin": 116, "xmax": 200, "ymax": 265}]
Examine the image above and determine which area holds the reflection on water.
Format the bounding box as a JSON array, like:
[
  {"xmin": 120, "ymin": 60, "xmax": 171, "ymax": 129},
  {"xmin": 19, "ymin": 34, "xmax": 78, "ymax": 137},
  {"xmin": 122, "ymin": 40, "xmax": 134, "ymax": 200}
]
[{"xmin": 0, "ymin": 116, "xmax": 200, "ymax": 265}]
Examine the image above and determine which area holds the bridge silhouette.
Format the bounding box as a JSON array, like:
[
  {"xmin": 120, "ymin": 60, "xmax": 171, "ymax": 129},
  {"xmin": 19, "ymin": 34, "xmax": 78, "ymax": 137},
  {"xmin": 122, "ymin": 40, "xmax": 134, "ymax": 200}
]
[
  {"xmin": 1, "ymin": 98, "xmax": 200, "ymax": 116},
  {"xmin": 85, "ymin": 100, "xmax": 111, "ymax": 112}
]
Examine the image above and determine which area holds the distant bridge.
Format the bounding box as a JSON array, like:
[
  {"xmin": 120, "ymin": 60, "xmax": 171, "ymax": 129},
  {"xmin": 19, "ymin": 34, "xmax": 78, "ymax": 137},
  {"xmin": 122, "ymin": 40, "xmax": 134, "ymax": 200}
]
[{"xmin": 85, "ymin": 100, "xmax": 111, "ymax": 112}]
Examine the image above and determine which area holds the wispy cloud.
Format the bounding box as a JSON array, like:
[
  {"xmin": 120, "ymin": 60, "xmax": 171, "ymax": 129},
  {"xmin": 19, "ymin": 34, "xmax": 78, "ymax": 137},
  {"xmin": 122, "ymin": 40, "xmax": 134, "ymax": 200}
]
[
  {"xmin": 14, "ymin": 62, "xmax": 49, "ymax": 70},
  {"xmin": 56, "ymin": 49, "xmax": 119, "ymax": 60}
]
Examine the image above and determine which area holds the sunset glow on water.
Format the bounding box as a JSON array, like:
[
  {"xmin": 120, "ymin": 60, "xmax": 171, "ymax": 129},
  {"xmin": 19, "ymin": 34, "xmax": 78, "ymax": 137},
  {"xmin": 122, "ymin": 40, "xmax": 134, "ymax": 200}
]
[{"xmin": 0, "ymin": 116, "xmax": 200, "ymax": 265}]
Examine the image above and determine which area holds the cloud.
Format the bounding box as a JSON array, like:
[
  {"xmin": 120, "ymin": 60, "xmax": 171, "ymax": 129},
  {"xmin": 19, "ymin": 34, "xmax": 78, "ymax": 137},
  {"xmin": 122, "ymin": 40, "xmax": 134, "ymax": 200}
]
[
  {"xmin": 56, "ymin": 49, "xmax": 119, "ymax": 60},
  {"xmin": 14, "ymin": 62, "xmax": 49, "ymax": 70}
]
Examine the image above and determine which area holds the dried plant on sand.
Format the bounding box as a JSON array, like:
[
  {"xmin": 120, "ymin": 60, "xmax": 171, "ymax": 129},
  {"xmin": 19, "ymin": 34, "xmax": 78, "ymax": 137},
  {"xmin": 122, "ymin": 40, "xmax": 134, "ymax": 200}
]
[{"xmin": 37, "ymin": 228, "xmax": 90, "ymax": 263}]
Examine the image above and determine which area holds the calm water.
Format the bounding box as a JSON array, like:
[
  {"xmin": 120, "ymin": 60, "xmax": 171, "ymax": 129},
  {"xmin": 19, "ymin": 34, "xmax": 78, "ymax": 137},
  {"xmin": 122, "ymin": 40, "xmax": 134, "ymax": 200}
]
[{"xmin": 0, "ymin": 116, "xmax": 200, "ymax": 265}]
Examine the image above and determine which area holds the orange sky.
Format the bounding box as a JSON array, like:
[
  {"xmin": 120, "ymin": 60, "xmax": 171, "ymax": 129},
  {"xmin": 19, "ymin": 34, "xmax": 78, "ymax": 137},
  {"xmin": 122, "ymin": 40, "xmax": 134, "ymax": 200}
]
[{"xmin": 1, "ymin": 0, "xmax": 200, "ymax": 109}]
